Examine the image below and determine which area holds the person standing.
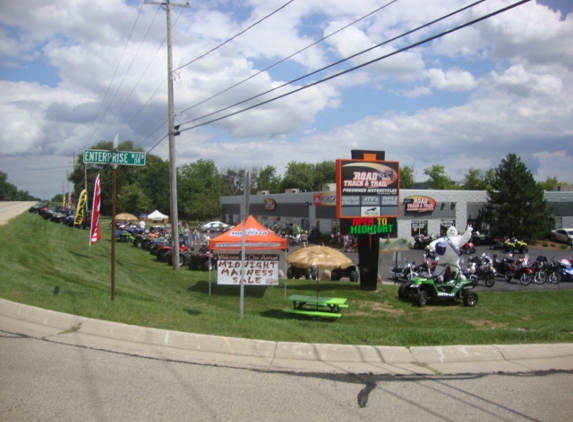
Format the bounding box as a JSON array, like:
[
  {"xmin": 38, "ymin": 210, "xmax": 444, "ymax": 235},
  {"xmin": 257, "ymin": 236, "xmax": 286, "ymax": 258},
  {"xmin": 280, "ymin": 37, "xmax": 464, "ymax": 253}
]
[{"xmin": 183, "ymin": 223, "xmax": 191, "ymax": 247}]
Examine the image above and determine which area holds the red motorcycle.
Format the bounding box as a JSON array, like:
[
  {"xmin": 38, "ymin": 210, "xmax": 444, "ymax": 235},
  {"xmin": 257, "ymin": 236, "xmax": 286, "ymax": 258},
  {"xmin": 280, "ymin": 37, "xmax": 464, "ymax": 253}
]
[
  {"xmin": 460, "ymin": 241, "xmax": 476, "ymax": 254},
  {"xmin": 504, "ymin": 256, "xmax": 534, "ymax": 285}
]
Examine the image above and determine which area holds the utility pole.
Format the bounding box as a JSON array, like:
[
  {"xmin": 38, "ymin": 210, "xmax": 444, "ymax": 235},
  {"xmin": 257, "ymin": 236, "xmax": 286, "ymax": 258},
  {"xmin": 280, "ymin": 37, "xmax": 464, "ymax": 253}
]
[{"xmin": 144, "ymin": 0, "xmax": 189, "ymax": 270}]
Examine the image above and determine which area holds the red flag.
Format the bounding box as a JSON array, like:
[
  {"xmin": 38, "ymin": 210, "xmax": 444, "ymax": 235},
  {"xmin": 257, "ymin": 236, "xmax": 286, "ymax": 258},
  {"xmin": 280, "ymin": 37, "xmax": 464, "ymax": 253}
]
[
  {"xmin": 67, "ymin": 191, "xmax": 72, "ymax": 210},
  {"xmin": 90, "ymin": 174, "xmax": 101, "ymax": 245}
]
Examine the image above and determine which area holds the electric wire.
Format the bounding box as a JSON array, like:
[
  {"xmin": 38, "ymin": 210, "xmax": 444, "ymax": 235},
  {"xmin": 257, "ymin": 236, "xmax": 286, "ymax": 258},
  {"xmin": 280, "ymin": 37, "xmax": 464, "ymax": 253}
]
[
  {"xmin": 84, "ymin": 1, "xmax": 147, "ymax": 146},
  {"xmin": 173, "ymin": 0, "xmax": 296, "ymax": 73},
  {"xmin": 176, "ymin": 0, "xmax": 399, "ymax": 118},
  {"xmin": 176, "ymin": 0, "xmax": 488, "ymax": 129},
  {"xmin": 98, "ymin": 6, "xmax": 163, "ymax": 141},
  {"xmin": 178, "ymin": 0, "xmax": 531, "ymax": 134},
  {"xmin": 135, "ymin": 0, "xmax": 298, "ymax": 150}
]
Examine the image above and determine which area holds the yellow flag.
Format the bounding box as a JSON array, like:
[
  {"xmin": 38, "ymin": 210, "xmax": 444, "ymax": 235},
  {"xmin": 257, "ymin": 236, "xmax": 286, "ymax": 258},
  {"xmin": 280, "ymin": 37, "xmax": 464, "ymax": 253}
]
[{"xmin": 74, "ymin": 190, "xmax": 87, "ymax": 226}]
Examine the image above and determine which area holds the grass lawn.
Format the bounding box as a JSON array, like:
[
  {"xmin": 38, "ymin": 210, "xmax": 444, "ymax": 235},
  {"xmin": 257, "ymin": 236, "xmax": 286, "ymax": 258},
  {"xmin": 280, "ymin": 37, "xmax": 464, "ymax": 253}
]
[{"xmin": 1, "ymin": 211, "xmax": 572, "ymax": 347}]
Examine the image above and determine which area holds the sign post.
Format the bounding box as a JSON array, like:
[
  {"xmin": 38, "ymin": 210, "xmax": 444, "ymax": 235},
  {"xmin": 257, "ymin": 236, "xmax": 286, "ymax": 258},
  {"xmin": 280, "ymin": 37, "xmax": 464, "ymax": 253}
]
[
  {"xmin": 336, "ymin": 151, "xmax": 400, "ymax": 291},
  {"xmin": 84, "ymin": 145, "xmax": 147, "ymax": 301}
]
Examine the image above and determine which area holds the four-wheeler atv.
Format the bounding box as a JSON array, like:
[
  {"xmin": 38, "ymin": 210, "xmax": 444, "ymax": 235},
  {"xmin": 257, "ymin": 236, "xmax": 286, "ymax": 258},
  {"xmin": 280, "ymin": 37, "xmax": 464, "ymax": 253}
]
[
  {"xmin": 330, "ymin": 265, "xmax": 359, "ymax": 281},
  {"xmin": 398, "ymin": 264, "xmax": 478, "ymax": 307},
  {"xmin": 286, "ymin": 265, "xmax": 319, "ymax": 280}
]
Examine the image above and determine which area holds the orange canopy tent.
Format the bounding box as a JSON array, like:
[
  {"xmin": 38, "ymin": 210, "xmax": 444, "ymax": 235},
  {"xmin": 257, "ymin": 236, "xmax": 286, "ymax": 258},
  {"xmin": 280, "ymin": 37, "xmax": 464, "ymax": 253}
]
[{"xmin": 209, "ymin": 215, "xmax": 287, "ymax": 251}]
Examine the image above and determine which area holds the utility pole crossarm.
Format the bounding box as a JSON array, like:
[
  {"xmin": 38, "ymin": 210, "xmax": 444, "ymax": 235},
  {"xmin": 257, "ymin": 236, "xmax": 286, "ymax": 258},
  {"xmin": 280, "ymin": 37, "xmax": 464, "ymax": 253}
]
[{"xmin": 143, "ymin": 1, "xmax": 189, "ymax": 7}]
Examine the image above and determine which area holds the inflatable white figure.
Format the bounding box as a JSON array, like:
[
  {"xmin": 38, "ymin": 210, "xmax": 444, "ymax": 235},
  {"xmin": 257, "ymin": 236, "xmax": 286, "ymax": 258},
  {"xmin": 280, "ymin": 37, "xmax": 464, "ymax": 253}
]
[{"xmin": 428, "ymin": 226, "xmax": 473, "ymax": 280}]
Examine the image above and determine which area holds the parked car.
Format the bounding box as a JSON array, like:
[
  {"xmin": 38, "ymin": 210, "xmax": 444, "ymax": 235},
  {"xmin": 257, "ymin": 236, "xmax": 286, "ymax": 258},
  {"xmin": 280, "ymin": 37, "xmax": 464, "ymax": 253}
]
[
  {"xmin": 550, "ymin": 228, "xmax": 573, "ymax": 246},
  {"xmin": 200, "ymin": 221, "xmax": 229, "ymax": 232}
]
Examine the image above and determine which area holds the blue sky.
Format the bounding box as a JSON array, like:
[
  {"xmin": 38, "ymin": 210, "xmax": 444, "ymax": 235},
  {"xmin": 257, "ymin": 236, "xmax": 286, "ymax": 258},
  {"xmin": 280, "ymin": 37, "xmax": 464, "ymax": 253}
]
[{"xmin": 0, "ymin": 0, "xmax": 572, "ymax": 199}]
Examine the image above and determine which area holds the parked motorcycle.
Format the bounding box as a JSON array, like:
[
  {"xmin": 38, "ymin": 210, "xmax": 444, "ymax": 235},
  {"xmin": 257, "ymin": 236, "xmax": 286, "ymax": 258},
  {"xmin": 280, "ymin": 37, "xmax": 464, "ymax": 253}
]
[
  {"xmin": 413, "ymin": 234, "xmax": 437, "ymax": 250},
  {"xmin": 460, "ymin": 241, "xmax": 476, "ymax": 254},
  {"xmin": 492, "ymin": 254, "xmax": 514, "ymax": 277},
  {"xmin": 547, "ymin": 258, "xmax": 573, "ymax": 283},
  {"xmin": 467, "ymin": 253, "xmax": 496, "ymax": 287},
  {"xmin": 390, "ymin": 259, "xmax": 418, "ymax": 282},
  {"xmin": 504, "ymin": 256, "xmax": 534, "ymax": 285}
]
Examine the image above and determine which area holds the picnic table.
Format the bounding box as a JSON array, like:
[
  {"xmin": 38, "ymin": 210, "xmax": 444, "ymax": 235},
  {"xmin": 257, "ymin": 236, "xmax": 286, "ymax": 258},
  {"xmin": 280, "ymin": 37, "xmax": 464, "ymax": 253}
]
[{"xmin": 282, "ymin": 294, "xmax": 348, "ymax": 318}]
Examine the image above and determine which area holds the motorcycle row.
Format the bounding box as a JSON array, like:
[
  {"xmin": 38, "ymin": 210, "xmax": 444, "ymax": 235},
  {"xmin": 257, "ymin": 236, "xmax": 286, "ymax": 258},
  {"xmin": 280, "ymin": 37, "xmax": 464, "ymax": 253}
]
[
  {"xmin": 391, "ymin": 249, "xmax": 573, "ymax": 308},
  {"xmin": 115, "ymin": 222, "xmax": 216, "ymax": 271}
]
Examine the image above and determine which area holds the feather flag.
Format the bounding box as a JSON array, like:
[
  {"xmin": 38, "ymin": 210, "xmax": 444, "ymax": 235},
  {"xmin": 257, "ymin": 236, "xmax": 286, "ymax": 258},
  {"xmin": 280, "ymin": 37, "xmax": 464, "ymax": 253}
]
[{"xmin": 90, "ymin": 174, "xmax": 101, "ymax": 244}]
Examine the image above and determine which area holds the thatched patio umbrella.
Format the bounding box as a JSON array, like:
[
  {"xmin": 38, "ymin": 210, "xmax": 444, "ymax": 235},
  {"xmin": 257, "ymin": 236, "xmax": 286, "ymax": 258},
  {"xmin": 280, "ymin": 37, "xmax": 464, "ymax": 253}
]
[
  {"xmin": 286, "ymin": 245, "xmax": 353, "ymax": 298},
  {"xmin": 115, "ymin": 213, "xmax": 139, "ymax": 222}
]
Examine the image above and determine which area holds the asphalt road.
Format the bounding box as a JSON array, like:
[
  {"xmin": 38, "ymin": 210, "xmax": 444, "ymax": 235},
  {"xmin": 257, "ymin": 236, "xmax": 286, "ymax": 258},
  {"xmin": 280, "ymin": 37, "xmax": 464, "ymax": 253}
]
[
  {"xmin": 0, "ymin": 201, "xmax": 37, "ymax": 225},
  {"xmin": 1, "ymin": 332, "xmax": 572, "ymax": 422}
]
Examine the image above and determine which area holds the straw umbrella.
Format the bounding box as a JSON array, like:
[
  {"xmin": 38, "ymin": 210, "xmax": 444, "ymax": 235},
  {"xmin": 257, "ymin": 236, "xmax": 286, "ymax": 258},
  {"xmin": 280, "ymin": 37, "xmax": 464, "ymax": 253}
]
[
  {"xmin": 286, "ymin": 245, "xmax": 353, "ymax": 299},
  {"xmin": 115, "ymin": 213, "xmax": 139, "ymax": 222}
]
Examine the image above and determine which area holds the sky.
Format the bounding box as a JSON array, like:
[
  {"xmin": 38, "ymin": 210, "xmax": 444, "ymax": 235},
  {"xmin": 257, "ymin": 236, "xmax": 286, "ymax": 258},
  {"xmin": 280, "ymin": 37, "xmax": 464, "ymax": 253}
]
[{"xmin": 0, "ymin": 0, "xmax": 572, "ymax": 200}]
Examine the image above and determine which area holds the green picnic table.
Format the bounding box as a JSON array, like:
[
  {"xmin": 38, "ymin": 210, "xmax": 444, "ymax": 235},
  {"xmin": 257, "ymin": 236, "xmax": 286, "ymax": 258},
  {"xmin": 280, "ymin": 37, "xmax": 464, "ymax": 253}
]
[{"xmin": 282, "ymin": 294, "xmax": 348, "ymax": 318}]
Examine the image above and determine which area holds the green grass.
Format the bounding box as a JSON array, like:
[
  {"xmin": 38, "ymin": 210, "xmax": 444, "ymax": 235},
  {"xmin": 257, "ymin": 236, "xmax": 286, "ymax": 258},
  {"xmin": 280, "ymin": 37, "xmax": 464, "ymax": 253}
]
[{"xmin": 1, "ymin": 212, "xmax": 573, "ymax": 347}]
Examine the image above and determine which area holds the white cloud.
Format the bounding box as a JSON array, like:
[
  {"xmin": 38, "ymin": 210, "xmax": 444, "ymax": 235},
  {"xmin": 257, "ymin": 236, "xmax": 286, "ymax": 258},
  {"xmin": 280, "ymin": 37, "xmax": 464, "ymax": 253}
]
[
  {"xmin": 427, "ymin": 68, "xmax": 477, "ymax": 91},
  {"xmin": 0, "ymin": 0, "xmax": 572, "ymax": 199}
]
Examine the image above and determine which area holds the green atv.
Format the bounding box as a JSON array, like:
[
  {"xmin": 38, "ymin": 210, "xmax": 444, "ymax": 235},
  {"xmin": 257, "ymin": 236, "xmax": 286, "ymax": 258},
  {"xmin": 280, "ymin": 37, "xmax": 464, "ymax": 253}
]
[{"xmin": 398, "ymin": 264, "xmax": 478, "ymax": 307}]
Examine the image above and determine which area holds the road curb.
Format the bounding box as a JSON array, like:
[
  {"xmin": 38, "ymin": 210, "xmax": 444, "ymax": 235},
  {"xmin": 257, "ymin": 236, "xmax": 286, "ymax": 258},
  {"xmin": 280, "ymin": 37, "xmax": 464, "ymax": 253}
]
[{"xmin": 1, "ymin": 298, "xmax": 573, "ymax": 375}]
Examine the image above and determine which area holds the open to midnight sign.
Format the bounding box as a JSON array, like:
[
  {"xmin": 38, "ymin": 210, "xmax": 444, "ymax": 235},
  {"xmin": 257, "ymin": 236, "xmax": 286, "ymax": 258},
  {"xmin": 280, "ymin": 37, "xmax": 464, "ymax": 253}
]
[{"xmin": 336, "ymin": 159, "xmax": 400, "ymax": 219}]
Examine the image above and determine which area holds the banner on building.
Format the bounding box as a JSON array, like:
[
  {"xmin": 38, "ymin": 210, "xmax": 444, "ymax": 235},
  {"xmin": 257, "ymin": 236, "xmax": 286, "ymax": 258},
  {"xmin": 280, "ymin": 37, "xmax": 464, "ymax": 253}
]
[{"xmin": 90, "ymin": 174, "xmax": 101, "ymax": 244}]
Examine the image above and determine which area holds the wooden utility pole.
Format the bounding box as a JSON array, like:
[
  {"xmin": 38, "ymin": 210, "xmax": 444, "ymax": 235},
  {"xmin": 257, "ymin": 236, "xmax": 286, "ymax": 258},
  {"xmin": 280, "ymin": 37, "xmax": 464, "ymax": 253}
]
[{"xmin": 144, "ymin": 0, "xmax": 189, "ymax": 270}]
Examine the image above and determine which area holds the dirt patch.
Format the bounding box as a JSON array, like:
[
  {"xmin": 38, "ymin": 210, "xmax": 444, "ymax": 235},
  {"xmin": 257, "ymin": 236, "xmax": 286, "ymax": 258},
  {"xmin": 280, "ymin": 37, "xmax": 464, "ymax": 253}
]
[
  {"xmin": 353, "ymin": 300, "xmax": 404, "ymax": 316},
  {"xmin": 465, "ymin": 319, "xmax": 508, "ymax": 328}
]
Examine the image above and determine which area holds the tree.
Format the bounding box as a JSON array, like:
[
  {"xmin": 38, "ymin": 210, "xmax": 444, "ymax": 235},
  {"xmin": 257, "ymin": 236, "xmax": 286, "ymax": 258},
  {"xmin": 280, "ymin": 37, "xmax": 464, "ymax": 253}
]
[
  {"xmin": 139, "ymin": 155, "xmax": 170, "ymax": 214},
  {"xmin": 537, "ymin": 176, "xmax": 571, "ymax": 191},
  {"xmin": 117, "ymin": 183, "xmax": 151, "ymax": 214},
  {"xmin": 177, "ymin": 159, "xmax": 223, "ymax": 220},
  {"xmin": 0, "ymin": 170, "xmax": 39, "ymax": 201},
  {"xmin": 313, "ymin": 160, "xmax": 336, "ymax": 190},
  {"xmin": 400, "ymin": 166, "xmax": 415, "ymax": 189},
  {"xmin": 252, "ymin": 165, "xmax": 282, "ymax": 193},
  {"xmin": 484, "ymin": 154, "xmax": 554, "ymax": 243},
  {"xmin": 423, "ymin": 165, "xmax": 453, "ymax": 189},
  {"xmin": 462, "ymin": 168, "xmax": 490, "ymax": 190},
  {"xmin": 221, "ymin": 167, "xmax": 246, "ymax": 196},
  {"xmin": 280, "ymin": 162, "xmax": 317, "ymax": 192}
]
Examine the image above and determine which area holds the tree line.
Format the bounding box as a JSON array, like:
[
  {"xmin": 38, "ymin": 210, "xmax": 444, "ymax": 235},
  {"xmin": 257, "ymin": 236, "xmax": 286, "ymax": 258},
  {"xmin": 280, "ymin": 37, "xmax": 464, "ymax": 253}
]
[{"xmin": 2, "ymin": 140, "xmax": 564, "ymax": 243}]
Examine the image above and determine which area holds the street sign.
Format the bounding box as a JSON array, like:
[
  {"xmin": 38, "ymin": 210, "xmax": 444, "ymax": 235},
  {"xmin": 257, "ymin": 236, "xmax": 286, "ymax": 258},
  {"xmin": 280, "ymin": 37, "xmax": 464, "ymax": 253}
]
[{"xmin": 83, "ymin": 149, "xmax": 146, "ymax": 166}]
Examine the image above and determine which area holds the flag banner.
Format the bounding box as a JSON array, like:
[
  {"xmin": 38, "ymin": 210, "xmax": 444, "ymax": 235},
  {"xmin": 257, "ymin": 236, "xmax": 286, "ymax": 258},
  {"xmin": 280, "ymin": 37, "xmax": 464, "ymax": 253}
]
[
  {"xmin": 90, "ymin": 174, "xmax": 101, "ymax": 244},
  {"xmin": 73, "ymin": 190, "xmax": 87, "ymax": 226},
  {"xmin": 67, "ymin": 191, "xmax": 73, "ymax": 210}
]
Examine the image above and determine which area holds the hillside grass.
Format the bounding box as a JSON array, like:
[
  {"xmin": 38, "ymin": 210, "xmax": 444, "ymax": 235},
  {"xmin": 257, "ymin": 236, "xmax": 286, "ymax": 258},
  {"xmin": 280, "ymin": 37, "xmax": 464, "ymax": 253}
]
[{"xmin": 1, "ymin": 211, "xmax": 572, "ymax": 347}]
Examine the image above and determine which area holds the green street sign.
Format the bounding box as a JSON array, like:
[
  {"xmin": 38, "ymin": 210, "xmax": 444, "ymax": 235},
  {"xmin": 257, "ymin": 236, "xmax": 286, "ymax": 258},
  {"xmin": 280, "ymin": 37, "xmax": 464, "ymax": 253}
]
[{"xmin": 83, "ymin": 149, "xmax": 146, "ymax": 166}]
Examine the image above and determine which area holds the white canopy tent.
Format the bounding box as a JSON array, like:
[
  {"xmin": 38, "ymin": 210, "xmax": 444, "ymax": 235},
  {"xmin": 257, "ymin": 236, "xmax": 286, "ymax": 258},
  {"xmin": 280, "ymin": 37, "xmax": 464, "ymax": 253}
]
[{"xmin": 147, "ymin": 210, "xmax": 169, "ymax": 222}]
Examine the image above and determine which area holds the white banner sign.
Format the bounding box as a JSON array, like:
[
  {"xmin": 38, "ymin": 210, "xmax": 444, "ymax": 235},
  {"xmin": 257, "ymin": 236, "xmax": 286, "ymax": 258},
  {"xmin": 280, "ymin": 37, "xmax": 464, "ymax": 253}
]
[{"xmin": 216, "ymin": 253, "xmax": 280, "ymax": 285}]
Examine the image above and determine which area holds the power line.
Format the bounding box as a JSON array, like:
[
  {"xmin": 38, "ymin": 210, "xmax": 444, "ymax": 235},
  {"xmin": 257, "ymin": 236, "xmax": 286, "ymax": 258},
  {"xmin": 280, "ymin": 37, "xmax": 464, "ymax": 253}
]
[
  {"xmin": 178, "ymin": 0, "xmax": 531, "ymax": 134},
  {"xmin": 84, "ymin": 1, "xmax": 148, "ymax": 145},
  {"xmin": 177, "ymin": 0, "xmax": 488, "ymax": 130},
  {"xmin": 173, "ymin": 0, "xmax": 297, "ymax": 73},
  {"xmin": 176, "ymin": 0, "xmax": 400, "ymax": 118}
]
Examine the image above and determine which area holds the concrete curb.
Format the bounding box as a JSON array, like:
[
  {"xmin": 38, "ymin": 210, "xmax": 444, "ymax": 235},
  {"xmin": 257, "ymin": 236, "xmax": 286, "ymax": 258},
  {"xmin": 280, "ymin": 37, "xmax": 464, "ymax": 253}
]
[{"xmin": 1, "ymin": 298, "xmax": 572, "ymax": 375}]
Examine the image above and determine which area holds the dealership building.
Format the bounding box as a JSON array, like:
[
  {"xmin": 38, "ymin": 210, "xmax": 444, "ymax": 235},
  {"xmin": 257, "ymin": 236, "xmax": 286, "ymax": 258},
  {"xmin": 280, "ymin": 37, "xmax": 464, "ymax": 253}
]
[{"xmin": 220, "ymin": 186, "xmax": 573, "ymax": 241}]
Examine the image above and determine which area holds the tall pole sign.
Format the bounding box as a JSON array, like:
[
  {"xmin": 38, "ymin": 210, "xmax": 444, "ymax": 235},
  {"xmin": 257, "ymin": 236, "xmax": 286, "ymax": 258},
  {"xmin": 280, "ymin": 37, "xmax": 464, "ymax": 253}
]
[
  {"xmin": 83, "ymin": 142, "xmax": 147, "ymax": 301},
  {"xmin": 336, "ymin": 151, "xmax": 400, "ymax": 291}
]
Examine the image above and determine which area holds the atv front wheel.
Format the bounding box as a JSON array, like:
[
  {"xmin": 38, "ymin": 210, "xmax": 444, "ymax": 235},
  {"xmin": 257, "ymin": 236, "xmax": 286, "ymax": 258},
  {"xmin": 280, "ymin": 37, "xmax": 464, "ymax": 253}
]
[
  {"xmin": 463, "ymin": 291, "xmax": 478, "ymax": 307},
  {"xmin": 398, "ymin": 282, "xmax": 411, "ymax": 299},
  {"xmin": 416, "ymin": 289, "xmax": 429, "ymax": 307}
]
